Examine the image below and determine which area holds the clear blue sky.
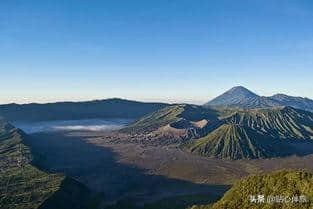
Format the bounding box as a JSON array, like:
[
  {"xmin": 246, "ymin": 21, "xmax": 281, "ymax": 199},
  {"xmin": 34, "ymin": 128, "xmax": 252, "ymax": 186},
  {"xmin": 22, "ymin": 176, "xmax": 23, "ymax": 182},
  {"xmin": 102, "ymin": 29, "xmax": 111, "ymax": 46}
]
[{"xmin": 1, "ymin": 0, "xmax": 313, "ymax": 104}]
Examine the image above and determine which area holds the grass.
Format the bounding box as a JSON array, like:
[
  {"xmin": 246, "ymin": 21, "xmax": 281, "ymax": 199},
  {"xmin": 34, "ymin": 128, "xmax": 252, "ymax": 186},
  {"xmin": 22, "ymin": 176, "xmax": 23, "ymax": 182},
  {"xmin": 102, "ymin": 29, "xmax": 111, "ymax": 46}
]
[
  {"xmin": 183, "ymin": 107, "xmax": 313, "ymax": 159},
  {"xmin": 221, "ymin": 107, "xmax": 313, "ymax": 140},
  {"xmin": 0, "ymin": 121, "xmax": 100, "ymax": 209},
  {"xmin": 184, "ymin": 124, "xmax": 292, "ymax": 159},
  {"xmin": 191, "ymin": 170, "xmax": 313, "ymax": 209}
]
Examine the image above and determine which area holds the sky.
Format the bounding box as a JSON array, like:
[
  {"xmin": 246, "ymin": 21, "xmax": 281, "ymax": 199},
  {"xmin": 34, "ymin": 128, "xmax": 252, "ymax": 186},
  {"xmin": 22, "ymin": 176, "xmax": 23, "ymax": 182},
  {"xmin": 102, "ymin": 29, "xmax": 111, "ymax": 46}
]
[{"xmin": 1, "ymin": 0, "xmax": 313, "ymax": 105}]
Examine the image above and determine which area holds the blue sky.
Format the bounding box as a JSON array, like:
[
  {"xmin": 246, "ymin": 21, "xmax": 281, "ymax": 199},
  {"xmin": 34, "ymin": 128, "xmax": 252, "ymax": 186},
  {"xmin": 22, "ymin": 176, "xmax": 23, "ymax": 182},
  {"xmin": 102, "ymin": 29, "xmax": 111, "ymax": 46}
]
[{"xmin": 1, "ymin": 0, "xmax": 313, "ymax": 104}]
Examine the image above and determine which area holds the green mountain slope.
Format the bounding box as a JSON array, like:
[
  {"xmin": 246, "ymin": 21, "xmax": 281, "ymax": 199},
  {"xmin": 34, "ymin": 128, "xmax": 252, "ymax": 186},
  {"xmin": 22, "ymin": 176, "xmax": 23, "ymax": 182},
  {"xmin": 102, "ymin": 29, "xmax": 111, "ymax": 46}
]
[
  {"xmin": 123, "ymin": 104, "xmax": 313, "ymax": 159},
  {"xmin": 124, "ymin": 104, "xmax": 219, "ymax": 134},
  {"xmin": 184, "ymin": 124, "xmax": 291, "ymax": 159},
  {"xmin": 184, "ymin": 107, "xmax": 313, "ymax": 159},
  {"xmin": 0, "ymin": 121, "xmax": 99, "ymax": 209},
  {"xmin": 190, "ymin": 170, "xmax": 313, "ymax": 209},
  {"xmin": 222, "ymin": 107, "xmax": 313, "ymax": 140}
]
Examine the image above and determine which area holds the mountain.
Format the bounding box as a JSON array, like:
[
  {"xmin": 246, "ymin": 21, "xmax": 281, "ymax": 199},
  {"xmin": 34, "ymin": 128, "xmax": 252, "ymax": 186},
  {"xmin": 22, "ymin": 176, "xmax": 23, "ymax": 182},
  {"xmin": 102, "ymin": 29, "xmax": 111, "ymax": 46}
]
[
  {"xmin": 204, "ymin": 86, "xmax": 281, "ymax": 109},
  {"xmin": 184, "ymin": 124, "xmax": 291, "ymax": 159},
  {"xmin": 126, "ymin": 104, "xmax": 218, "ymax": 132},
  {"xmin": 0, "ymin": 120, "xmax": 100, "ymax": 209},
  {"xmin": 190, "ymin": 170, "xmax": 313, "ymax": 209},
  {"xmin": 184, "ymin": 107, "xmax": 313, "ymax": 159},
  {"xmin": 127, "ymin": 103, "xmax": 313, "ymax": 159},
  {"xmin": 123, "ymin": 104, "xmax": 220, "ymax": 143},
  {"xmin": 222, "ymin": 107, "xmax": 313, "ymax": 140},
  {"xmin": 0, "ymin": 98, "xmax": 168, "ymax": 122},
  {"xmin": 270, "ymin": 94, "xmax": 313, "ymax": 112},
  {"xmin": 205, "ymin": 86, "xmax": 313, "ymax": 112}
]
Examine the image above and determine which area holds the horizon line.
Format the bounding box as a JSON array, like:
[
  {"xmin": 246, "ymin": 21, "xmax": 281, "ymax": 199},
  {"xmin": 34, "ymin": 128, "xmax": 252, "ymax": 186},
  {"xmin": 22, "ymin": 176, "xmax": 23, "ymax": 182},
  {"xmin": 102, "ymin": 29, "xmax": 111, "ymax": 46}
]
[
  {"xmin": 0, "ymin": 97, "xmax": 205, "ymax": 106},
  {"xmin": 1, "ymin": 85, "xmax": 313, "ymax": 106}
]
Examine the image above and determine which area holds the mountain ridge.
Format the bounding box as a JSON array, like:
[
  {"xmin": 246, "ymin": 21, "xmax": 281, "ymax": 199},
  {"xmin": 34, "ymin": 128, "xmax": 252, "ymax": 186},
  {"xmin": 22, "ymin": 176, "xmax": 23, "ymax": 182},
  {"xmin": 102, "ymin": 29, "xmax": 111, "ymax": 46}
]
[
  {"xmin": 185, "ymin": 106, "xmax": 313, "ymax": 159},
  {"xmin": 184, "ymin": 123, "xmax": 292, "ymax": 159},
  {"xmin": 191, "ymin": 170, "xmax": 313, "ymax": 209},
  {"xmin": 0, "ymin": 98, "xmax": 168, "ymax": 122},
  {"xmin": 122, "ymin": 104, "xmax": 220, "ymax": 144},
  {"xmin": 0, "ymin": 120, "xmax": 100, "ymax": 209},
  {"xmin": 205, "ymin": 86, "xmax": 313, "ymax": 112},
  {"xmin": 125, "ymin": 104, "xmax": 313, "ymax": 159},
  {"xmin": 270, "ymin": 93, "xmax": 313, "ymax": 112}
]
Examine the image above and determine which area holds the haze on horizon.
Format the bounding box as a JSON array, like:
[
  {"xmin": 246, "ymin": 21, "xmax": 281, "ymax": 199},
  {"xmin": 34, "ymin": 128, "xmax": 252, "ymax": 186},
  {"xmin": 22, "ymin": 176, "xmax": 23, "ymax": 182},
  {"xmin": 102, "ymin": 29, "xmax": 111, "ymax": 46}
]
[{"xmin": 1, "ymin": 0, "xmax": 313, "ymax": 105}]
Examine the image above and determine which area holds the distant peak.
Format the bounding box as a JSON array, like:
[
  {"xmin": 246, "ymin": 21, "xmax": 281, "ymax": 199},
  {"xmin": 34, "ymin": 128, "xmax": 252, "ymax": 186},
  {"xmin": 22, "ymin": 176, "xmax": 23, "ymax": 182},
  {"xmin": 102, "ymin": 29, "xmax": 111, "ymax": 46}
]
[
  {"xmin": 272, "ymin": 93, "xmax": 289, "ymax": 97},
  {"xmin": 225, "ymin": 86, "xmax": 258, "ymax": 96},
  {"xmin": 229, "ymin": 86, "xmax": 253, "ymax": 92},
  {"xmin": 271, "ymin": 93, "xmax": 308, "ymax": 101},
  {"xmin": 230, "ymin": 85, "xmax": 247, "ymax": 90},
  {"xmin": 204, "ymin": 86, "xmax": 261, "ymax": 107}
]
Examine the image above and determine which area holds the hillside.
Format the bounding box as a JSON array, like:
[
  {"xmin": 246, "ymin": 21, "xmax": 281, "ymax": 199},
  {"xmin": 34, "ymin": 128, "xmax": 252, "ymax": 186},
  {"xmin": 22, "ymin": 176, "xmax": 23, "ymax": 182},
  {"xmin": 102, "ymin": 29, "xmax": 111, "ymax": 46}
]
[
  {"xmin": 125, "ymin": 104, "xmax": 218, "ymax": 132},
  {"xmin": 125, "ymin": 103, "xmax": 313, "ymax": 159},
  {"xmin": 271, "ymin": 94, "xmax": 313, "ymax": 112},
  {"xmin": 0, "ymin": 120, "xmax": 99, "ymax": 209},
  {"xmin": 123, "ymin": 104, "xmax": 220, "ymax": 143},
  {"xmin": 190, "ymin": 170, "xmax": 313, "ymax": 209},
  {"xmin": 0, "ymin": 98, "xmax": 168, "ymax": 122},
  {"xmin": 222, "ymin": 107, "xmax": 313, "ymax": 140},
  {"xmin": 185, "ymin": 124, "xmax": 291, "ymax": 159},
  {"xmin": 184, "ymin": 107, "xmax": 313, "ymax": 159},
  {"xmin": 205, "ymin": 86, "xmax": 313, "ymax": 112}
]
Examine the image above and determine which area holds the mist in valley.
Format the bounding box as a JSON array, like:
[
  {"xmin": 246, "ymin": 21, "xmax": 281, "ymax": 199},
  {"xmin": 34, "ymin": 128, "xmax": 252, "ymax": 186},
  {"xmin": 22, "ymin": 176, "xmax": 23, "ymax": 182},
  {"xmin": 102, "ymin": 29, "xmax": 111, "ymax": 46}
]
[{"xmin": 12, "ymin": 119, "xmax": 131, "ymax": 134}]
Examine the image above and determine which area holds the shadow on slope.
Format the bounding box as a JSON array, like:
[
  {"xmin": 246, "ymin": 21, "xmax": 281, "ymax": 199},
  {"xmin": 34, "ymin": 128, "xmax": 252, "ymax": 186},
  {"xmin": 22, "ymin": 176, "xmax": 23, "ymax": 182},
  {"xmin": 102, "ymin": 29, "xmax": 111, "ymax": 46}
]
[
  {"xmin": 25, "ymin": 131, "xmax": 229, "ymax": 207},
  {"xmin": 285, "ymin": 139, "xmax": 313, "ymax": 156},
  {"xmin": 38, "ymin": 177, "xmax": 99, "ymax": 209}
]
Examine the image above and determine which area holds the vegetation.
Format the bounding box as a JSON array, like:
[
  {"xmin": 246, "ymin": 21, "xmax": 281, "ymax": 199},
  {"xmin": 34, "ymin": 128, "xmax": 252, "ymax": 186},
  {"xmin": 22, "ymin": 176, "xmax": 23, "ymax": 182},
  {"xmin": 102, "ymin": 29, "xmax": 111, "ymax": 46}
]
[
  {"xmin": 124, "ymin": 105, "xmax": 185, "ymax": 133},
  {"xmin": 190, "ymin": 170, "xmax": 313, "ymax": 209},
  {"xmin": 124, "ymin": 104, "xmax": 218, "ymax": 133},
  {"xmin": 184, "ymin": 106, "xmax": 313, "ymax": 159},
  {"xmin": 222, "ymin": 107, "xmax": 313, "ymax": 140},
  {"xmin": 129, "ymin": 103, "xmax": 313, "ymax": 159},
  {"xmin": 185, "ymin": 124, "xmax": 292, "ymax": 159},
  {"xmin": 0, "ymin": 120, "xmax": 100, "ymax": 209}
]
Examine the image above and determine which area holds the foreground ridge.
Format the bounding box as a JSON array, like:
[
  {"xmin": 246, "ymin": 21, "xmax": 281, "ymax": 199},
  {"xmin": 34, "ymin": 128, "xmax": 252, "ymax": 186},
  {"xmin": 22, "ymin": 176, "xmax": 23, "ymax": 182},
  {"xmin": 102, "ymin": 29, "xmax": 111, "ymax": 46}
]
[
  {"xmin": 190, "ymin": 170, "xmax": 313, "ymax": 209},
  {"xmin": 0, "ymin": 120, "xmax": 99, "ymax": 209}
]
